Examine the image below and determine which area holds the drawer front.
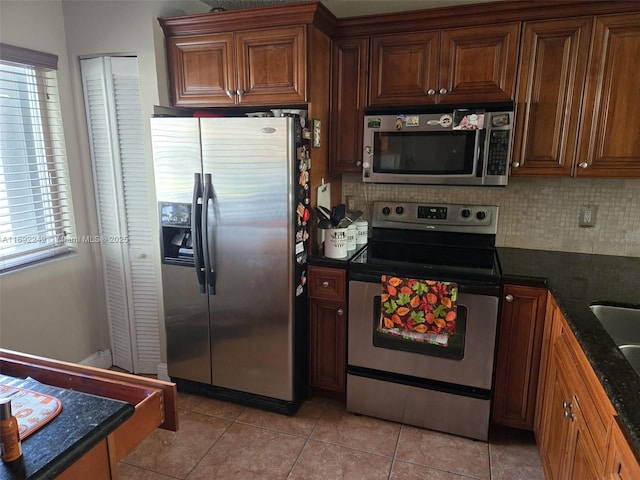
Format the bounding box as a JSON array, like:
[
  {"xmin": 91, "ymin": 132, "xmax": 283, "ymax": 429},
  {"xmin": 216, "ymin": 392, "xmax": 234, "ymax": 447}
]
[{"xmin": 308, "ymin": 266, "xmax": 346, "ymax": 301}]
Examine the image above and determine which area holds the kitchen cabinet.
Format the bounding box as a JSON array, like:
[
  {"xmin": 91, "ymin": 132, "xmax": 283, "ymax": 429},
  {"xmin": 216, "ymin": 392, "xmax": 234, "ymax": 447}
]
[
  {"xmin": 576, "ymin": 13, "xmax": 640, "ymax": 178},
  {"xmin": 0, "ymin": 348, "xmax": 178, "ymax": 479},
  {"xmin": 329, "ymin": 37, "xmax": 368, "ymax": 174},
  {"xmin": 166, "ymin": 26, "xmax": 306, "ymax": 106},
  {"xmin": 308, "ymin": 265, "xmax": 347, "ymax": 399},
  {"xmin": 606, "ymin": 419, "xmax": 640, "ymax": 479},
  {"xmin": 534, "ymin": 296, "xmax": 640, "ymax": 479},
  {"xmin": 493, "ymin": 285, "xmax": 547, "ymax": 430},
  {"xmin": 511, "ymin": 17, "xmax": 592, "ymax": 176},
  {"xmin": 368, "ymin": 23, "xmax": 520, "ymax": 106}
]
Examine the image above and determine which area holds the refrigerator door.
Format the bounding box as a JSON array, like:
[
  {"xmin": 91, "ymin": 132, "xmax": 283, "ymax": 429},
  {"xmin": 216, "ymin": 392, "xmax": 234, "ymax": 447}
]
[
  {"xmin": 200, "ymin": 117, "xmax": 295, "ymax": 401},
  {"xmin": 150, "ymin": 118, "xmax": 211, "ymax": 384}
]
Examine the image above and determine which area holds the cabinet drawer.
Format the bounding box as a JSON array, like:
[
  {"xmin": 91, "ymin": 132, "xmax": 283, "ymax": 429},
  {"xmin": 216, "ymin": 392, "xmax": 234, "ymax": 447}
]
[{"xmin": 308, "ymin": 266, "xmax": 346, "ymax": 301}]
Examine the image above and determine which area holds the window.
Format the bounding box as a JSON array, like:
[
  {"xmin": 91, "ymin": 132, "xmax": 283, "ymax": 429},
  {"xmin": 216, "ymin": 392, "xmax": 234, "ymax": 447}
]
[{"xmin": 0, "ymin": 43, "xmax": 75, "ymax": 272}]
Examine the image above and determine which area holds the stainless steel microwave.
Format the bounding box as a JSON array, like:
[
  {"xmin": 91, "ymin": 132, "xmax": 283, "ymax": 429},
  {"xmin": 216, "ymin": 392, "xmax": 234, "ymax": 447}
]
[{"xmin": 362, "ymin": 108, "xmax": 513, "ymax": 186}]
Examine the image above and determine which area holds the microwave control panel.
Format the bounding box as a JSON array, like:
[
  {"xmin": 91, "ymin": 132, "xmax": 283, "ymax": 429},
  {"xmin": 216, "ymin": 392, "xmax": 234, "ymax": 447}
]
[{"xmin": 486, "ymin": 130, "xmax": 510, "ymax": 176}]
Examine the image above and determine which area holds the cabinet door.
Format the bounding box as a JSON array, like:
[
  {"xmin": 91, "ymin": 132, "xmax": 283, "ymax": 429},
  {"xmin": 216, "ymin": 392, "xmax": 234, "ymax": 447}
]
[
  {"xmin": 493, "ymin": 285, "xmax": 547, "ymax": 430},
  {"xmin": 309, "ymin": 299, "xmax": 346, "ymax": 395},
  {"xmin": 605, "ymin": 419, "xmax": 640, "ymax": 479},
  {"xmin": 539, "ymin": 353, "xmax": 574, "ymax": 480},
  {"xmin": 235, "ymin": 26, "xmax": 306, "ymax": 105},
  {"xmin": 512, "ymin": 18, "xmax": 592, "ymax": 176},
  {"xmin": 439, "ymin": 23, "xmax": 520, "ymax": 103},
  {"xmin": 567, "ymin": 399, "xmax": 604, "ymax": 480},
  {"xmin": 330, "ymin": 37, "xmax": 369, "ymax": 174},
  {"xmin": 369, "ymin": 31, "xmax": 439, "ymax": 106},
  {"xmin": 167, "ymin": 33, "xmax": 235, "ymax": 106},
  {"xmin": 577, "ymin": 13, "xmax": 640, "ymax": 177}
]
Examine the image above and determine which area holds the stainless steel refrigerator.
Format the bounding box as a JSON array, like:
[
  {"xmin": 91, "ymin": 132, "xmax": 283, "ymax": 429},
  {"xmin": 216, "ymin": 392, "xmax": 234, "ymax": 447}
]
[{"xmin": 150, "ymin": 116, "xmax": 310, "ymax": 414}]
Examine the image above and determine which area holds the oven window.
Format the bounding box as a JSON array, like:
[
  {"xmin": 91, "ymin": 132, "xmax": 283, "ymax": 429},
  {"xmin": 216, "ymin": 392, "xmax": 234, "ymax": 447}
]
[
  {"xmin": 372, "ymin": 131, "xmax": 477, "ymax": 174},
  {"xmin": 372, "ymin": 296, "xmax": 466, "ymax": 360}
]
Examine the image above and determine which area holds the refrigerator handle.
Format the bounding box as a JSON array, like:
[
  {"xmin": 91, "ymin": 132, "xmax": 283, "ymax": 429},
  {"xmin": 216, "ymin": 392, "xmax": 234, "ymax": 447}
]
[
  {"xmin": 202, "ymin": 173, "xmax": 216, "ymax": 295},
  {"xmin": 192, "ymin": 173, "xmax": 206, "ymax": 294}
]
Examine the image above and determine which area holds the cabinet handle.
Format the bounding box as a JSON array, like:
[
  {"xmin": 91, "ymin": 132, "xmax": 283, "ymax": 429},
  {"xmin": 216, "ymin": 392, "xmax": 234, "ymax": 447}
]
[
  {"xmin": 427, "ymin": 89, "xmax": 436, "ymax": 95},
  {"xmin": 439, "ymin": 88, "xmax": 448, "ymax": 95},
  {"xmin": 337, "ymin": 309, "xmax": 344, "ymax": 316},
  {"xmin": 236, "ymin": 88, "xmax": 246, "ymax": 98},
  {"xmin": 505, "ymin": 294, "xmax": 513, "ymax": 302},
  {"xmin": 562, "ymin": 401, "xmax": 572, "ymax": 410},
  {"xmin": 225, "ymin": 89, "xmax": 235, "ymax": 98},
  {"xmin": 511, "ymin": 162, "xmax": 520, "ymax": 168},
  {"xmin": 321, "ymin": 281, "xmax": 329, "ymax": 288},
  {"xmin": 578, "ymin": 162, "xmax": 588, "ymax": 169},
  {"xmin": 356, "ymin": 161, "xmax": 362, "ymax": 167}
]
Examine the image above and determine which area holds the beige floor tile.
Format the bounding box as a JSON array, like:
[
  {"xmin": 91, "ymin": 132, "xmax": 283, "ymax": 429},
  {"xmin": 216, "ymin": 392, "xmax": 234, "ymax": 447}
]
[
  {"xmin": 185, "ymin": 422, "xmax": 305, "ymax": 480},
  {"xmin": 288, "ymin": 439, "xmax": 392, "ymax": 480},
  {"xmin": 178, "ymin": 391, "xmax": 246, "ymax": 421},
  {"xmin": 118, "ymin": 462, "xmax": 176, "ymax": 480},
  {"xmin": 121, "ymin": 409, "xmax": 231, "ymax": 478},
  {"xmin": 489, "ymin": 425, "xmax": 544, "ymax": 480},
  {"xmin": 236, "ymin": 396, "xmax": 326, "ymax": 437},
  {"xmin": 390, "ymin": 460, "xmax": 480, "ymax": 479},
  {"xmin": 396, "ymin": 425, "xmax": 491, "ymax": 480},
  {"xmin": 311, "ymin": 401, "xmax": 400, "ymax": 456}
]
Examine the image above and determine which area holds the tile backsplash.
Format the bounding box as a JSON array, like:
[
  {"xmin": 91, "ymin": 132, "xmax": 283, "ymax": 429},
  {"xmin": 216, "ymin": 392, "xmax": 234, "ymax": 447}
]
[{"xmin": 342, "ymin": 175, "xmax": 640, "ymax": 257}]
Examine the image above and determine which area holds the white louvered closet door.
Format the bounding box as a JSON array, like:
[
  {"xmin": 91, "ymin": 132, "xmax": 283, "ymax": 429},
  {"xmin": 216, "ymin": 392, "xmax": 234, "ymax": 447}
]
[{"xmin": 80, "ymin": 57, "xmax": 161, "ymax": 374}]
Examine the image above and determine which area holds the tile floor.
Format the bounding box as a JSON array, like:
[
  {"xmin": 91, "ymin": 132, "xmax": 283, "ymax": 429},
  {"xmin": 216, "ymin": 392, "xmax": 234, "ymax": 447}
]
[{"xmin": 118, "ymin": 393, "xmax": 545, "ymax": 480}]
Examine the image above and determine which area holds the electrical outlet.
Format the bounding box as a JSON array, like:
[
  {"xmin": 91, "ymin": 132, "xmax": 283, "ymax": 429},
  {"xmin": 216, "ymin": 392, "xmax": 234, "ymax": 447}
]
[
  {"xmin": 346, "ymin": 195, "xmax": 356, "ymax": 212},
  {"xmin": 579, "ymin": 205, "xmax": 598, "ymax": 228}
]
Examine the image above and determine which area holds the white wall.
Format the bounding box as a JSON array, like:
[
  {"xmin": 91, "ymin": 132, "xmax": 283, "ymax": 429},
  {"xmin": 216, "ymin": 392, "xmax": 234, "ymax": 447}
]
[
  {"xmin": 0, "ymin": 0, "xmax": 208, "ymax": 363},
  {"xmin": 0, "ymin": 0, "xmax": 105, "ymax": 361}
]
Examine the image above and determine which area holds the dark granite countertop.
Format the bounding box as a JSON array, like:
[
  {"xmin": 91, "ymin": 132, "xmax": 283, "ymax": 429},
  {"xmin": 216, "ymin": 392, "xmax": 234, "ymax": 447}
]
[
  {"xmin": 0, "ymin": 375, "xmax": 134, "ymax": 480},
  {"xmin": 497, "ymin": 247, "xmax": 640, "ymax": 455},
  {"xmin": 309, "ymin": 243, "xmax": 367, "ymax": 269}
]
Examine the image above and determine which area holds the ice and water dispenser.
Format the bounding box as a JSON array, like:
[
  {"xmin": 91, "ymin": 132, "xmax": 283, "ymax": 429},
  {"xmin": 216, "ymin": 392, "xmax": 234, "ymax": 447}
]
[{"xmin": 160, "ymin": 202, "xmax": 194, "ymax": 265}]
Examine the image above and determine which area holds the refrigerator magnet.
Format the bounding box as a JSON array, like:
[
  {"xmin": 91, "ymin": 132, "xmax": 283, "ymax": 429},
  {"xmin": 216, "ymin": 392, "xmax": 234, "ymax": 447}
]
[{"xmin": 312, "ymin": 119, "xmax": 321, "ymax": 148}]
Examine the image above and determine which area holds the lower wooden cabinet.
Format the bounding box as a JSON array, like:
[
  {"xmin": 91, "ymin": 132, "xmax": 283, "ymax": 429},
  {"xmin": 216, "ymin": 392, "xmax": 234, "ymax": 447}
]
[
  {"xmin": 308, "ymin": 265, "xmax": 347, "ymax": 398},
  {"xmin": 535, "ymin": 294, "xmax": 639, "ymax": 479},
  {"xmin": 493, "ymin": 284, "xmax": 547, "ymax": 429}
]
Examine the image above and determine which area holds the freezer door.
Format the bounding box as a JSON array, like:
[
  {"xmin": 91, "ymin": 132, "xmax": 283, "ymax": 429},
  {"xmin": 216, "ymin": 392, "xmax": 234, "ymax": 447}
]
[
  {"xmin": 150, "ymin": 117, "xmax": 202, "ymax": 203},
  {"xmin": 151, "ymin": 117, "xmax": 211, "ymax": 384},
  {"xmin": 200, "ymin": 117, "xmax": 295, "ymax": 401}
]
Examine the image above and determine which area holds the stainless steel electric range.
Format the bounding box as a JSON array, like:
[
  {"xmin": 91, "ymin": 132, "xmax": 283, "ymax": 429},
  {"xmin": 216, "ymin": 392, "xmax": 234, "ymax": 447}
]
[{"xmin": 347, "ymin": 201, "xmax": 501, "ymax": 441}]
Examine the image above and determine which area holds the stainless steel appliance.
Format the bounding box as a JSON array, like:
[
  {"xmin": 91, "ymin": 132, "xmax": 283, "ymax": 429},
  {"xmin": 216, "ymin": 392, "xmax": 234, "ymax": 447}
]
[
  {"xmin": 347, "ymin": 201, "xmax": 501, "ymax": 440},
  {"xmin": 362, "ymin": 104, "xmax": 513, "ymax": 186},
  {"xmin": 150, "ymin": 116, "xmax": 310, "ymax": 414}
]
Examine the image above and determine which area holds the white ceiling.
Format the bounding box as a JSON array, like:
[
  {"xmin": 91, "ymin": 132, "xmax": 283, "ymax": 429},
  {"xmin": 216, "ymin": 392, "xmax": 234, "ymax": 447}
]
[{"xmin": 201, "ymin": 0, "xmax": 498, "ymax": 18}]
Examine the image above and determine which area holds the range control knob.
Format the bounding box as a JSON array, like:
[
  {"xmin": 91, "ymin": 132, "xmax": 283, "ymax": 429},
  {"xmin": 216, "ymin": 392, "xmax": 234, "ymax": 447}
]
[
  {"xmin": 461, "ymin": 209, "xmax": 471, "ymax": 218},
  {"xmin": 382, "ymin": 206, "xmax": 391, "ymax": 215},
  {"xmin": 395, "ymin": 206, "xmax": 404, "ymax": 215},
  {"xmin": 476, "ymin": 211, "xmax": 487, "ymax": 220}
]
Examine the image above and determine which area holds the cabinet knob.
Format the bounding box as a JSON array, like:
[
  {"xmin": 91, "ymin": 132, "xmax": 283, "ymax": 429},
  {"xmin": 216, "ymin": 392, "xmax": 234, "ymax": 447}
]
[
  {"xmin": 321, "ymin": 281, "xmax": 329, "ymax": 288},
  {"xmin": 236, "ymin": 88, "xmax": 246, "ymax": 97},
  {"xmin": 511, "ymin": 162, "xmax": 520, "ymax": 168},
  {"xmin": 225, "ymin": 89, "xmax": 235, "ymax": 98},
  {"xmin": 578, "ymin": 162, "xmax": 588, "ymax": 169},
  {"xmin": 505, "ymin": 294, "xmax": 513, "ymax": 302},
  {"xmin": 439, "ymin": 88, "xmax": 448, "ymax": 95},
  {"xmin": 337, "ymin": 309, "xmax": 344, "ymax": 316},
  {"xmin": 356, "ymin": 161, "xmax": 362, "ymax": 167},
  {"xmin": 427, "ymin": 89, "xmax": 436, "ymax": 95}
]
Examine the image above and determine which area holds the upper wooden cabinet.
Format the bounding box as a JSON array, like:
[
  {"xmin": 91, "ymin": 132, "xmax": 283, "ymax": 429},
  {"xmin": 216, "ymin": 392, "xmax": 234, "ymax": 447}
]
[
  {"xmin": 368, "ymin": 23, "xmax": 520, "ymax": 106},
  {"xmin": 576, "ymin": 13, "xmax": 640, "ymax": 178},
  {"xmin": 511, "ymin": 17, "xmax": 592, "ymax": 176},
  {"xmin": 329, "ymin": 37, "xmax": 369, "ymax": 174},
  {"xmin": 167, "ymin": 26, "xmax": 306, "ymax": 106}
]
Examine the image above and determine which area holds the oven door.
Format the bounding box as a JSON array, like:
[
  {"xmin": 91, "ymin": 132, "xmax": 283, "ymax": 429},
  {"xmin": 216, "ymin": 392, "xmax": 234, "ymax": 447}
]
[{"xmin": 348, "ymin": 279, "xmax": 499, "ymax": 390}]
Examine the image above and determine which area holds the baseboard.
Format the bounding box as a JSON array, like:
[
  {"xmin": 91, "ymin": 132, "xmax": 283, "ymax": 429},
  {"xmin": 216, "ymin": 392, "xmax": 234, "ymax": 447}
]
[
  {"xmin": 80, "ymin": 349, "xmax": 113, "ymax": 369},
  {"xmin": 157, "ymin": 362, "xmax": 170, "ymax": 382}
]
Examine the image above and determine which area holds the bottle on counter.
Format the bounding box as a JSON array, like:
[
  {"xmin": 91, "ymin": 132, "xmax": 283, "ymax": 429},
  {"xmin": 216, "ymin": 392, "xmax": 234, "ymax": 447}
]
[{"xmin": 0, "ymin": 397, "xmax": 22, "ymax": 463}]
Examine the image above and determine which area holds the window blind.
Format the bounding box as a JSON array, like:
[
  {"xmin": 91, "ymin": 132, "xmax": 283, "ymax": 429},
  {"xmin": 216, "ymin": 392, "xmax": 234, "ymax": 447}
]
[{"xmin": 0, "ymin": 43, "xmax": 75, "ymax": 272}]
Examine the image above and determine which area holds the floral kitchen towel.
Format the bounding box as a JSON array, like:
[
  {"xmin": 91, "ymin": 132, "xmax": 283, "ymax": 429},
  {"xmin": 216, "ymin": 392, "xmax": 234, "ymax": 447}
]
[{"xmin": 379, "ymin": 276, "xmax": 457, "ymax": 346}]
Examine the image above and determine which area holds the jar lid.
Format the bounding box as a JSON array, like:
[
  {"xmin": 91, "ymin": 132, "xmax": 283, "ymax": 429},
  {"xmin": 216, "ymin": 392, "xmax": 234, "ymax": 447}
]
[{"xmin": 0, "ymin": 397, "xmax": 12, "ymax": 420}]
